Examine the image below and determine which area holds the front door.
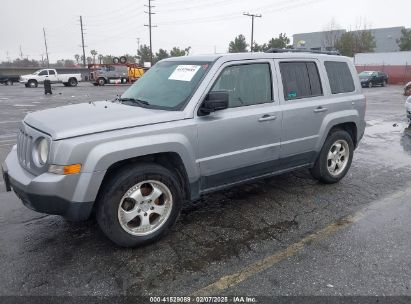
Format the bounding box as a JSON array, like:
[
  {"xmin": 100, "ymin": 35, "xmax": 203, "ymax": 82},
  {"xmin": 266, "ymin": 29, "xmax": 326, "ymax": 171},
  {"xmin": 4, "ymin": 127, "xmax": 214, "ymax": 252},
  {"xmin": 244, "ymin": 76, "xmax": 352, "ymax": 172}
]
[
  {"xmin": 37, "ymin": 69, "xmax": 49, "ymax": 83},
  {"xmin": 196, "ymin": 60, "xmax": 282, "ymax": 191}
]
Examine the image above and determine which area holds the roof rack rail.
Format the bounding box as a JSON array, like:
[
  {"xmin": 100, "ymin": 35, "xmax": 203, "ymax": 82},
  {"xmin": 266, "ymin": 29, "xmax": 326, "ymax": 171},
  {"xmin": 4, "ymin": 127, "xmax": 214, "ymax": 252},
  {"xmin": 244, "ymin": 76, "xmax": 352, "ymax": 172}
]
[{"xmin": 265, "ymin": 48, "xmax": 341, "ymax": 55}]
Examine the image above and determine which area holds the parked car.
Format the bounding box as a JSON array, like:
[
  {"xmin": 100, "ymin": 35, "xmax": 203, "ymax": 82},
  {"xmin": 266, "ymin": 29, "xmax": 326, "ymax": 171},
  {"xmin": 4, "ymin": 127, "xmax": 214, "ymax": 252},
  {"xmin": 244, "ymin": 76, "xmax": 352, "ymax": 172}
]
[
  {"xmin": 406, "ymin": 96, "xmax": 411, "ymax": 119},
  {"xmin": 359, "ymin": 71, "xmax": 388, "ymax": 88},
  {"xmin": 88, "ymin": 64, "xmax": 145, "ymax": 86},
  {"xmin": 0, "ymin": 75, "xmax": 20, "ymax": 85},
  {"xmin": 19, "ymin": 69, "xmax": 81, "ymax": 88},
  {"xmin": 2, "ymin": 51, "xmax": 366, "ymax": 247},
  {"xmin": 404, "ymin": 81, "xmax": 411, "ymax": 96}
]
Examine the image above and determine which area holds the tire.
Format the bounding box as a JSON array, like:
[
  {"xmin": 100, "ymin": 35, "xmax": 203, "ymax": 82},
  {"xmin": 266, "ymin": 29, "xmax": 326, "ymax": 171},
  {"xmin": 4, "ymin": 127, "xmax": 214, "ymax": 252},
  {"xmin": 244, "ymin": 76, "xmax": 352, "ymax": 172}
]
[
  {"xmin": 119, "ymin": 56, "xmax": 127, "ymax": 64},
  {"xmin": 96, "ymin": 163, "xmax": 183, "ymax": 247},
  {"xmin": 28, "ymin": 80, "xmax": 38, "ymax": 88},
  {"xmin": 382, "ymin": 80, "xmax": 387, "ymax": 87},
  {"xmin": 112, "ymin": 57, "xmax": 120, "ymax": 64},
  {"xmin": 310, "ymin": 130, "xmax": 354, "ymax": 184},
  {"xmin": 6, "ymin": 80, "xmax": 13, "ymax": 86},
  {"xmin": 97, "ymin": 78, "xmax": 106, "ymax": 86},
  {"xmin": 368, "ymin": 82, "xmax": 373, "ymax": 88},
  {"xmin": 68, "ymin": 78, "xmax": 78, "ymax": 87}
]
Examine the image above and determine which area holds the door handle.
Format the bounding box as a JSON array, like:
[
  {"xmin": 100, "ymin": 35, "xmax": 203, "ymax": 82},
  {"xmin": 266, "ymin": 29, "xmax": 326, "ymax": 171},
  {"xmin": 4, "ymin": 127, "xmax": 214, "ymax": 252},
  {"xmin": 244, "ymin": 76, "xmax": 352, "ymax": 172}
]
[
  {"xmin": 258, "ymin": 114, "xmax": 277, "ymax": 122},
  {"xmin": 314, "ymin": 106, "xmax": 328, "ymax": 113}
]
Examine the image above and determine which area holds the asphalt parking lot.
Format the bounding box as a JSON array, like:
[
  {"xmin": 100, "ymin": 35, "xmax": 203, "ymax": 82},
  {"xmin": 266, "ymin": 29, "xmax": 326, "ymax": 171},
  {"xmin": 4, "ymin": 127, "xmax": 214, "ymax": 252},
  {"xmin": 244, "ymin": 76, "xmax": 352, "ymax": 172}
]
[{"xmin": 0, "ymin": 83, "xmax": 410, "ymax": 297}]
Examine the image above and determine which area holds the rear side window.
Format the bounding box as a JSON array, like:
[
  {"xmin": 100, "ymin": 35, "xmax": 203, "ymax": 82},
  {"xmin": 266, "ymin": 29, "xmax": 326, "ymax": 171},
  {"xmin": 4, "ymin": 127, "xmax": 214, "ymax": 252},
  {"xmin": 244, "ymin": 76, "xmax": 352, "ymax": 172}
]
[
  {"xmin": 324, "ymin": 61, "xmax": 355, "ymax": 94},
  {"xmin": 49, "ymin": 70, "xmax": 55, "ymax": 75},
  {"xmin": 280, "ymin": 62, "xmax": 323, "ymax": 100}
]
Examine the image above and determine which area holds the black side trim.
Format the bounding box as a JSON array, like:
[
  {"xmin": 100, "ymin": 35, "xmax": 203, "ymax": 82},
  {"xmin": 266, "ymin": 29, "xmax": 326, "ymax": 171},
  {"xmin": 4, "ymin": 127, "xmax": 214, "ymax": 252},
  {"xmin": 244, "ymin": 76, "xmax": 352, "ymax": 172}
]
[{"xmin": 201, "ymin": 151, "xmax": 316, "ymax": 193}]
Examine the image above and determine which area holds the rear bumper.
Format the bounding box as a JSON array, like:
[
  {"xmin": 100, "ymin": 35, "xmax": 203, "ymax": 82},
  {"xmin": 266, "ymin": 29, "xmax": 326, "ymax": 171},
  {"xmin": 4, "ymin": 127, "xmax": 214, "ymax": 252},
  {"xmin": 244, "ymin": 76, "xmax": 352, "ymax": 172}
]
[{"xmin": 2, "ymin": 147, "xmax": 96, "ymax": 221}]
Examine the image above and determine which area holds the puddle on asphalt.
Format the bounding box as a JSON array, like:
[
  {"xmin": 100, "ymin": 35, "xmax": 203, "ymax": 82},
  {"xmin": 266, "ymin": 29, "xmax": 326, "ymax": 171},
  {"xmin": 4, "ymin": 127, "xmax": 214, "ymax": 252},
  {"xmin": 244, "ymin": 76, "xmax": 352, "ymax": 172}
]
[{"xmin": 356, "ymin": 120, "xmax": 411, "ymax": 168}]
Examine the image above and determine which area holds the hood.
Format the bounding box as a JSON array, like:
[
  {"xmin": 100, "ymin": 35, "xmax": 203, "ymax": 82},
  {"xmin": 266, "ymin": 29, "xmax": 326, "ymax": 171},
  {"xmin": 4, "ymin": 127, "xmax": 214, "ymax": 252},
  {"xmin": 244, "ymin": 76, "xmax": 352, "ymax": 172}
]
[
  {"xmin": 21, "ymin": 73, "xmax": 35, "ymax": 78},
  {"xmin": 24, "ymin": 101, "xmax": 185, "ymax": 140}
]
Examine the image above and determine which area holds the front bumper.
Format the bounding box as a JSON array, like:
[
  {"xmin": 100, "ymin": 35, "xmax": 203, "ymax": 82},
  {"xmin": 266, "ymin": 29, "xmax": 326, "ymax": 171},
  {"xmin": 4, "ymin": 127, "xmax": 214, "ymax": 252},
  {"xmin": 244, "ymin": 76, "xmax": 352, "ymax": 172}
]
[{"xmin": 2, "ymin": 147, "xmax": 95, "ymax": 221}]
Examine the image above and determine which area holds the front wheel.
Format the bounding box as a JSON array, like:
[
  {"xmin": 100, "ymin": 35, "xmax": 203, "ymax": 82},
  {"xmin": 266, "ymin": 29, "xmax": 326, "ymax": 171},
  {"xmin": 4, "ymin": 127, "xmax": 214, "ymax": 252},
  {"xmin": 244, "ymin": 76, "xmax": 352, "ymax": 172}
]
[
  {"xmin": 310, "ymin": 130, "xmax": 354, "ymax": 184},
  {"xmin": 28, "ymin": 80, "xmax": 38, "ymax": 88},
  {"xmin": 382, "ymin": 80, "xmax": 387, "ymax": 87},
  {"xmin": 96, "ymin": 163, "xmax": 182, "ymax": 247},
  {"xmin": 6, "ymin": 80, "xmax": 13, "ymax": 85},
  {"xmin": 368, "ymin": 82, "xmax": 373, "ymax": 88}
]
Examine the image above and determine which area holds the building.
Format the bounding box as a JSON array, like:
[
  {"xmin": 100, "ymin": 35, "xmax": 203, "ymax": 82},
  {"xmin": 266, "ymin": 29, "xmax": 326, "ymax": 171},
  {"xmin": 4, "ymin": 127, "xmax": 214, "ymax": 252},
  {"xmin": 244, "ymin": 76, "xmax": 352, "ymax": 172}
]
[{"xmin": 293, "ymin": 26, "xmax": 406, "ymax": 53}]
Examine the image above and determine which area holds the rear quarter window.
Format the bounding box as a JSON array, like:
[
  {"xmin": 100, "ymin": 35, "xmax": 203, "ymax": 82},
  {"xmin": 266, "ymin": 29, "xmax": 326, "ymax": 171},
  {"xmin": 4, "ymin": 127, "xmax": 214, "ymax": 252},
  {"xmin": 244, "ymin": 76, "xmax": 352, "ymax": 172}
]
[{"xmin": 324, "ymin": 61, "xmax": 355, "ymax": 94}]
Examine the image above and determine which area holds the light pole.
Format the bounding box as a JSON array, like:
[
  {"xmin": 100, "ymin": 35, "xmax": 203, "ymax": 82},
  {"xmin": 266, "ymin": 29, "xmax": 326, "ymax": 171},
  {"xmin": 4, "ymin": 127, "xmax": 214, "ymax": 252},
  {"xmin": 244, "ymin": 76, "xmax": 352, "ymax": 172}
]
[{"xmin": 243, "ymin": 12, "xmax": 262, "ymax": 52}]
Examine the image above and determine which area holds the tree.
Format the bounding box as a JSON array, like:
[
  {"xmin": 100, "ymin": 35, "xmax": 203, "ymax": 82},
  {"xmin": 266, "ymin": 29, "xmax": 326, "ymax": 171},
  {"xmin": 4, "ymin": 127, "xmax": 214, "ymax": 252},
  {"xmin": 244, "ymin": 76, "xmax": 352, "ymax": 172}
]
[
  {"xmin": 98, "ymin": 54, "xmax": 103, "ymax": 64},
  {"xmin": 228, "ymin": 34, "xmax": 248, "ymax": 53},
  {"xmin": 138, "ymin": 45, "xmax": 152, "ymax": 65},
  {"xmin": 155, "ymin": 49, "xmax": 169, "ymax": 62},
  {"xmin": 86, "ymin": 56, "xmax": 92, "ymax": 64},
  {"xmin": 90, "ymin": 50, "xmax": 98, "ymax": 64},
  {"xmin": 266, "ymin": 33, "xmax": 291, "ymax": 50},
  {"xmin": 322, "ymin": 19, "xmax": 343, "ymax": 50},
  {"xmin": 335, "ymin": 30, "xmax": 376, "ymax": 57},
  {"xmin": 397, "ymin": 28, "xmax": 411, "ymax": 51},
  {"xmin": 253, "ymin": 42, "xmax": 268, "ymax": 52},
  {"xmin": 74, "ymin": 54, "xmax": 80, "ymax": 64},
  {"xmin": 170, "ymin": 46, "xmax": 191, "ymax": 57}
]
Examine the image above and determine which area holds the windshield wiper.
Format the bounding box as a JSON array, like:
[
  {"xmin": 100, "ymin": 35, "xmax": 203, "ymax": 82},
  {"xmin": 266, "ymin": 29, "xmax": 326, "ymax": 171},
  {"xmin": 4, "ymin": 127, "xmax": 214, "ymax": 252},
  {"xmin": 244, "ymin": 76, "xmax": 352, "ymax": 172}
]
[{"xmin": 118, "ymin": 97, "xmax": 151, "ymax": 107}]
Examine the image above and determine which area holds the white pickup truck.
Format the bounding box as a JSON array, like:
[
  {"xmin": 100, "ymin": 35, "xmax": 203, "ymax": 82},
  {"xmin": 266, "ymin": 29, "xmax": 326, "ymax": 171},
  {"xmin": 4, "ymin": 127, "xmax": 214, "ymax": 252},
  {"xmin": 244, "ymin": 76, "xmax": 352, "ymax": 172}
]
[{"xmin": 19, "ymin": 69, "xmax": 82, "ymax": 88}]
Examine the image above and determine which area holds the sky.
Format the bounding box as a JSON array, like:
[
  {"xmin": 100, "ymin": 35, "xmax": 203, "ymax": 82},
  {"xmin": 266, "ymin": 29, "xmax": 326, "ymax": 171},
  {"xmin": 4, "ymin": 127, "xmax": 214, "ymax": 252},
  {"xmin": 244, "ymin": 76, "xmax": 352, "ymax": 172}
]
[{"xmin": 0, "ymin": 0, "xmax": 410, "ymax": 62}]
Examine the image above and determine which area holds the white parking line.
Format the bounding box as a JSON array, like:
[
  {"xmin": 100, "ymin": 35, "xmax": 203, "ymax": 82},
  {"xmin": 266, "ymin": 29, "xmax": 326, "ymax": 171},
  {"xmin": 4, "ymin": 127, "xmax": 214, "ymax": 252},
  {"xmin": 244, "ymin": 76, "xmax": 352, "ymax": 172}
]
[{"xmin": 0, "ymin": 121, "xmax": 19, "ymax": 124}]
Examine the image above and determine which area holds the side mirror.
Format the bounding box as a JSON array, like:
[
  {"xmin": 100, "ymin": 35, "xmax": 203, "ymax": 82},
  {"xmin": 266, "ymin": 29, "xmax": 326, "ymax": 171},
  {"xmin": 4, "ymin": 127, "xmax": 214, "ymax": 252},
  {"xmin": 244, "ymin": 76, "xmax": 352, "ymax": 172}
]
[{"xmin": 199, "ymin": 91, "xmax": 229, "ymax": 116}]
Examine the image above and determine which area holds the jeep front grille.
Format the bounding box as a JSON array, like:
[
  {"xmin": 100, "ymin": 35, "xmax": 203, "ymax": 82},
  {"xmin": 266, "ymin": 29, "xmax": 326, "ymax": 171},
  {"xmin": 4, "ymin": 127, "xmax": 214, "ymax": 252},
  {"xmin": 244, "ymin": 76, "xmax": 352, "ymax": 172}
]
[{"xmin": 17, "ymin": 128, "xmax": 33, "ymax": 170}]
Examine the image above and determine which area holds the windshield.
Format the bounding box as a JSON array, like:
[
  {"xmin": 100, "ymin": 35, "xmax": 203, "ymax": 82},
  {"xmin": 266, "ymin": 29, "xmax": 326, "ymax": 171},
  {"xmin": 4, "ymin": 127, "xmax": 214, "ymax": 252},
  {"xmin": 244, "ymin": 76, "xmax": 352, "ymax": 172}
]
[
  {"xmin": 359, "ymin": 71, "xmax": 375, "ymax": 77},
  {"xmin": 121, "ymin": 61, "xmax": 211, "ymax": 110}
]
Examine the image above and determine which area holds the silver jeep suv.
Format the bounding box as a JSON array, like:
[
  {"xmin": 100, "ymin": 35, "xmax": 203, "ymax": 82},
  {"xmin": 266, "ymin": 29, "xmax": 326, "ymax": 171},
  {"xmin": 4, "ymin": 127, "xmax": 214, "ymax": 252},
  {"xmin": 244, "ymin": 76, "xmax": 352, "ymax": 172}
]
[{"xmin": 2, "ymin": 52, "xmax": 366, "ymax": 247}]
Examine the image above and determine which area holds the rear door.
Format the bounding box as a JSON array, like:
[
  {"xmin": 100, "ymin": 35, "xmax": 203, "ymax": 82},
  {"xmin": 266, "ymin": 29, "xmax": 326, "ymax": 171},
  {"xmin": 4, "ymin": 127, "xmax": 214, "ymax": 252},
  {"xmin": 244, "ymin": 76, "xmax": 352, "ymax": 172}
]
[
  {"xmin": 196, "ymin": 60, "xmax": 282, "ymax": 190},
  {"xmin": 276, "ymin": 59, "xmax": 327, "ymax": 167},
  {"xmin": 47, "ymin": 69, "xmax": 58, "ymax": 83}
]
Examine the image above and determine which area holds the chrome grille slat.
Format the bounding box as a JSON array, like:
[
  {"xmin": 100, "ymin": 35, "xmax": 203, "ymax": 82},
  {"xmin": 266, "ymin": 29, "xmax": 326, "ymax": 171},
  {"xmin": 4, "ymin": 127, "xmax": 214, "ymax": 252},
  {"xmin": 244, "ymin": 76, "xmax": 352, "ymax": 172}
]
[{"xmin": 17, "ymin": 124, "xmax": 49, "ymax": 175}]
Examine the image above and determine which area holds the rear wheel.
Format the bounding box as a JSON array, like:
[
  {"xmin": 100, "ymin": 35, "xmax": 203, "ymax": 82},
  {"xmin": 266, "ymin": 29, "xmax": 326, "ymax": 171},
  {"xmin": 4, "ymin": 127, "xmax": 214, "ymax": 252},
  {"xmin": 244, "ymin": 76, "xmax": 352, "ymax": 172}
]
[
  {"xmin": 96, "ymin": 163, "xmax": 182, "ymax": 247},
  {"xmin": 310, "ymin": 130, "xmax": 354, "ymax": 184},
  {"xmin": 97, "ymin": 78, "xmax": 106, "ymax": 86},
  {"xmin": 68, "ymin": 78, "xmax": 78, "ymax": 87},
  {"xmin": 6, "ymin": 80, "xmax": 13, "ymax": 85},
  {"xmin": 382, "ymin": 80, "xmax": 387, "ymax": 87}
]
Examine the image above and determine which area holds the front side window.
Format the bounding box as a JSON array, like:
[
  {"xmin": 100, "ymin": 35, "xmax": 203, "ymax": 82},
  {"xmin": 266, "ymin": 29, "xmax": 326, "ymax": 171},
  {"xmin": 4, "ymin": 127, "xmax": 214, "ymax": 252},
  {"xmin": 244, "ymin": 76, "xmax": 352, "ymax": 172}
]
[
  {"xmin": 325, "ymin": 61, "xmax": 355, "ymax": 94},
  {"xmin": 210, "ymin": 63, "xmax": 273, "ymax": 108},
  {"xmin": 38, "ymin": 70, "xmax": 48, "ymax": 76},
  {"xmin": 121, "ymin": 61, "xmax": 211, "ymax": 110},
  {"xmin": 280, "ymin": 61, "xmax": 323, "ymax": 100}
]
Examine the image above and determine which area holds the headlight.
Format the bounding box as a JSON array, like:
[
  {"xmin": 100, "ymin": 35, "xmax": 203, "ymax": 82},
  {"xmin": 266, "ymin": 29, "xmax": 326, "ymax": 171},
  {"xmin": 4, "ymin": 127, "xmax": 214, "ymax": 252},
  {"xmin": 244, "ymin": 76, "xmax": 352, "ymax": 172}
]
[{"xmin": 33, "ymin": 137, "xmax": 49, "ymax": 166}]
